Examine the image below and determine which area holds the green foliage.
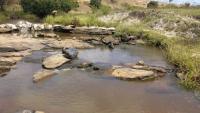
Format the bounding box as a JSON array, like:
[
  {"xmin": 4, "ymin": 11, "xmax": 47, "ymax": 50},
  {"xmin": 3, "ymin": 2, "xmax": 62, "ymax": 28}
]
[
  {"xmin": 90, "ymin": 0, "xmax": 101, "ymax": 9},
  {"xmin": 20, "ymin": 0, "xmax": 79, "ymax": 18},
  {"xmin": 147, "ymin": 1, "xmax": 158, "ymax": 8}
]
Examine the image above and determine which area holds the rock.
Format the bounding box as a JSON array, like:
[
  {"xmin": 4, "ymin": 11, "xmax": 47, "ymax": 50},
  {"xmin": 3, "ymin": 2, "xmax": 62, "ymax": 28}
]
[
  {"xmin": 176, "ymin": 72, "xmax": 185, "ymax": 80},
  {"xmin": 36, "ymin": 32, "xmax": 59, "ymax": 38},
  {"xmin": 62, "ymin": 48, "xmax": 78, "ymax": 59},
  {"xmin": 90, "ymin": 40, "xmax": 103, "ymax": 45},
  {"xmin": 0, "ymin": 27, "xmax": 12, "ymax": 33},
  {"xmin": 0, "ymin": 57, "xmax": 23, "ymax": 64},
  {"xmin": 149, "ymin": 66, "xmax": 167, "ymax": 73},
  {"xmin": 108, "ymin": 42, "xmax": 114, "ymax": 49},
  {"xmin": 135, "ymin": 39, "xmax": 146, "ymax": 45},
  {"xmin": 0, "ymin": 66, "xmax": 11, "ymax": 77},
  {"xmin": 127, "ymin": 40, "xmax": 136, "ymax": 45},
  {"xmin": 16, "ymin": 21, "xmax": 32, "ymax": 32},
  {"xmin": 17, "ymin": 110, "xmax": 33, "ymax": 113},
  {"xmin": 112, "ymin": 68, "xmax": 155, "ymax": 80},
  {"xmin": 0, "ymin": 47, "xmax": 19, "ymax": 52},
  {"xmin": 16, "ymin": 110, "xmax": 45, "ymax": 113},
  {"xmin": 32, "ymin": 24, "xmax": 45, "ymax": 31},
  {"xmin": 46, "ymin": 38, "xmax": 94, "ymax": 49},
  {"xmin": 74, "ymin": 26, "xmax": 115, "ymax": 35},
  {"xmin": 43, "ymin": 54, "xmax": 71, "ymax": 69},
  {"xmin": 102, "ymin": 36, "xmax": 119, "ymax": 45},
  {"xmin": 33, "ymin": 69, "xmax": 57, "ymax": 82},
  {"xmin": 35, "ymin": 111, "xmax": 45, "ymax": 113},
  {"xmin": 136, "ymin": 60, "xmax": 145, "ymax": 66},
  {"xmin": 93, "ymin": 63, "xmax": 111, "ymax": 71},
  {"xmin": 53, "ymin": 25, "xmax": 74, "ymax": 33},
  {"xmin": 77, "ymin": 62, "xmax": 93, "ymax": 68},
  {"xmin": 0, "ymin": 50, "xmax": 31, "ymax": 57}
]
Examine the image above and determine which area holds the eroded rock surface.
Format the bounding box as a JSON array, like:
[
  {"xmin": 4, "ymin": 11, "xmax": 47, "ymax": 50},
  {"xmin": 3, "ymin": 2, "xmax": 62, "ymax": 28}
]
[
  {"xmin": 111, "ymin": 61, "xmax": 167, "ymax": 81},
  {"xmin": 112, "ymin": 68, "xmax": 155, "ymax": 80},
  {"xmin": 42, "ymin": 54, "xmax": 71, "ymax": 69}
]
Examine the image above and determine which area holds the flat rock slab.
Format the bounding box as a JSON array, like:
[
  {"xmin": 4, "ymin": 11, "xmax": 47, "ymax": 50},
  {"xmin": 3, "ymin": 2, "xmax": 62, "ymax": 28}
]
[
  {"xmin": 42, "ymin": 54, "xmax": 71, "ymax": 69},
  {"xmin": 112, "ymin": 68, "xmax": 155, "ymax": 80},
  {"xmin": 45, "ymin": 39, "xmax": 94, "ymax": 49},
  {"xmin": 33, "ymin": 69, "xmax": 57, "ymax": 82}
]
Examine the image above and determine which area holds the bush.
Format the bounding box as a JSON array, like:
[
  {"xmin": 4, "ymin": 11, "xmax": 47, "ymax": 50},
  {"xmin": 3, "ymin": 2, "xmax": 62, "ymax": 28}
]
[
  {"xmin": 147, "ymin": 1, "xmax": 158, "ymax": 8},
  {"xmin": 90, "ymin": 0, "xmax": 101, "ymax": 9},
  {"xmin": 20, "ymin": 0, "xmax": 79, "ymax": 18}
]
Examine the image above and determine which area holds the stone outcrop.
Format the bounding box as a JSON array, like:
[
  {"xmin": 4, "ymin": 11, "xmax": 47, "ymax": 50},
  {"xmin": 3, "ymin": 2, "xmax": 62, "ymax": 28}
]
[
  {"xmin": 42, "ymin": 54, "xmax": 71, "ymax": 69},
  {"xmin": 0, "ymin": 21, "xmax": 116, "ymax": 35}
]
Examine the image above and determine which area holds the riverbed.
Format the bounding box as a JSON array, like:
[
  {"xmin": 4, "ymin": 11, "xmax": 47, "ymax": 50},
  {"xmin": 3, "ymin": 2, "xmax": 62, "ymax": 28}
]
[{"xmin": 0, "ymin": 33, "xmax": 200, "ymax": 113}]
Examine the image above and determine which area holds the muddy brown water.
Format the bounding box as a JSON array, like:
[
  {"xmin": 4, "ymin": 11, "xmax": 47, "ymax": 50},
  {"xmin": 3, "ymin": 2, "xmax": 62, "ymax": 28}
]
[{"xmin": 0, "ymin": 42, "xmax": 200, "ymax": 113}]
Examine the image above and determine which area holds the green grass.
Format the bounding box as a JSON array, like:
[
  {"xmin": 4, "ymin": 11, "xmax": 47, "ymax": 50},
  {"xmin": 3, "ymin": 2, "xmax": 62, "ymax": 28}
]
[{"xmin": 44, "ymin": 13, "xmax": 107, "ymax": 26}]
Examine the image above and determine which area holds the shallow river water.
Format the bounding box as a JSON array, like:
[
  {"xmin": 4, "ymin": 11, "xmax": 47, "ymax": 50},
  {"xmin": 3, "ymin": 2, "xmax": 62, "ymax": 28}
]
[{"xmin": 0, "ymin": 42, "xmax": 200, "ymax": 113}]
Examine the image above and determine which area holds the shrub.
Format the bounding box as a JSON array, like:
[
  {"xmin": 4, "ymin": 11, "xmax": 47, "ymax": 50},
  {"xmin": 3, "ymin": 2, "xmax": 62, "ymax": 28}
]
[
  {"xmin": 147, "ymin": 1, "xmax": 158, "ymax": 8},
  {"xmin": 20, "ymin": 0, "xmax": 79, "ymax": 18},
  {"xmin": 90, "ymin": 0, "xmax": 101, "ymax": 9}
]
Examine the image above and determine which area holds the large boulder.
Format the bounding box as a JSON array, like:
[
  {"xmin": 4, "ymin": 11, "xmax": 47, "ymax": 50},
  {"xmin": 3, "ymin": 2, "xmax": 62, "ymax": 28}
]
[
  {"xmin": 62, "ymin": 48, "xmax": 78, "ymax": 59},
  {"xmin": 112, "ymin": 67, "xmax": 155, "ymax": 80},
  {"xmin": 33, "ymin": 69, "xmax": 57, "ymax": 82},
  {"xmin": 42, "ymin": 54, "xmax": 71, "ymax": 69}
]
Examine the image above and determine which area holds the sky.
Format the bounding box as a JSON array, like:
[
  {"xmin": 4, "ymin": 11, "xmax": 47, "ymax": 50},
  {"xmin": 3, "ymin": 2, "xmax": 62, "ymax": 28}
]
[{"xmin": 155, "ymin": 0, "xmax": 200, "ymax": 5}]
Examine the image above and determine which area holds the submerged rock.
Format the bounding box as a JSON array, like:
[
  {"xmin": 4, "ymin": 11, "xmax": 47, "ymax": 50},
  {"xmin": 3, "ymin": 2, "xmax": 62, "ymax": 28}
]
[
  {"xmin": 42, "ymin": 54, "xmax": 71, "ymax": 69},
  {"xmin": 62, "ymin": 48, "xmax": 79, "ymax": 59},
  {"xmin": 112, "ymin": 68, "xmax": 155, "ymax": 80},
  {"xmin": 33, "ymin": 69, "xmax": 57, "ymax": 82}
]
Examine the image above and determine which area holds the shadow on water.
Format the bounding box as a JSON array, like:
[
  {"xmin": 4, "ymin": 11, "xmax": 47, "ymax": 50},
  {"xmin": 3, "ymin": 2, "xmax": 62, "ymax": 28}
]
[{"xmin": 0, "ymin": 43, "xmax": 200, "ymax": 113}]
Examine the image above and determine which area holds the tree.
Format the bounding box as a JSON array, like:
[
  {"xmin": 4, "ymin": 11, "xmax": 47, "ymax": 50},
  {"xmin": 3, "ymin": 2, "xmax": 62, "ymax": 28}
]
[
  {"xmin": 90, "ymin": 0, "xmax": 101, "ymax": 9},
  {"xmin": 20, "ymin": 0, "xmax": 79, "ymax": 18}
]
